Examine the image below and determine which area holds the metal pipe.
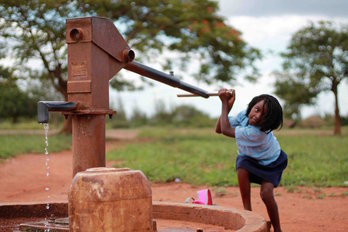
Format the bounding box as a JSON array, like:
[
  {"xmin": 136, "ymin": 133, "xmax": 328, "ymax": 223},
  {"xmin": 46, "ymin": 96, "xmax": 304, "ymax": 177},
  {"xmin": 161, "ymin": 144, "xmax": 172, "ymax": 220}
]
[
  {"xmin": 177, "ymin": 93, "xmax": 219, "ymax": 97},
  {"xmin": 124, "ymin": 61, "xmax": 209, "ymax": 98},
  {"xmin": 72, "ymin": 115, "xmax": 105, "ymax": 176},
  {"xmin": 177, "ymin": 89, "xmax": 234, "ymax": 98}
]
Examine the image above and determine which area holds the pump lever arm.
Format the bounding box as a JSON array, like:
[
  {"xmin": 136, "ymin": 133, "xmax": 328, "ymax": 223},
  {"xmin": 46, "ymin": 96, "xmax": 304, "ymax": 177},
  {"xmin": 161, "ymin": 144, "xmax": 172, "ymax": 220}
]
[
  {"xmin": 124, "ymin": 61, "xmax": 209, "ymax": 98},
  {"xmin": 177, "ymin": 93, "xmax": 219, "ymax": 97}
]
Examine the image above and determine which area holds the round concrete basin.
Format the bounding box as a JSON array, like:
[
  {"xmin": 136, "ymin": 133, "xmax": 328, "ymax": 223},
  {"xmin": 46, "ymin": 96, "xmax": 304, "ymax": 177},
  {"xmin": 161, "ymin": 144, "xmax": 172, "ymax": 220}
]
[{"xmin": 1, "ymin": 201, "xmax": 267, "ymax": 232}]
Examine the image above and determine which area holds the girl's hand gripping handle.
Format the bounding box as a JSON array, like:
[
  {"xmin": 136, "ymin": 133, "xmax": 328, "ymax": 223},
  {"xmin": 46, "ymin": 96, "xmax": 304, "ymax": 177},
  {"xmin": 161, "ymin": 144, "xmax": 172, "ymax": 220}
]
[{"xmin": 218, "ymin": 89, "xmax": 235, "ymax": 111}]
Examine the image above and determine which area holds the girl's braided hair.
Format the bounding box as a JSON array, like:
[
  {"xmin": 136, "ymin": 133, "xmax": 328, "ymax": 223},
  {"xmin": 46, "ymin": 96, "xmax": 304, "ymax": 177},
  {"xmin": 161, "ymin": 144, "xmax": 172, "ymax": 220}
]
[{"xmin": 246, "ymin": 94, "xmax": 283, "ymax": 133}]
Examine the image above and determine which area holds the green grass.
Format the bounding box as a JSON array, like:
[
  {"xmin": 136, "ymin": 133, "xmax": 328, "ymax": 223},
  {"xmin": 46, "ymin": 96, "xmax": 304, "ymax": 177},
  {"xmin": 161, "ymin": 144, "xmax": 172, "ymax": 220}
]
[
  {"xmin": 278, "ymin": 135, "xmax": 348, "ymax": 186},
  {"xmin": 107, "ymin": 126, "xmax": 348, "ymax": 187},
  {"xmin": 1, "ymin": 124, "xmax": 347, "ymax": 187},
  {"xmin": 108, "ymin": 128, "xmax": 237, "ymax": 186},
  {"xmin": 0, "ymin": 118, "xmax": 63, "ymax": 130},
  {"xmin": 0, "ymin": 120, "xmax": 42, "ymax": 130},
  {"xmin": 0, "ymin": 134, "xmax": 71, "ymax": 159}
]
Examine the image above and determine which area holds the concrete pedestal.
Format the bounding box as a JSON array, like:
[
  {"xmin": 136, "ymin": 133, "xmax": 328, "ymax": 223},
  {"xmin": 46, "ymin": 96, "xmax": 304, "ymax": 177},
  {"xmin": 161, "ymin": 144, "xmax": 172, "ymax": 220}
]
[{"xmin": 68, "ymin": 167, "xmax": 153, "ymax": 232}]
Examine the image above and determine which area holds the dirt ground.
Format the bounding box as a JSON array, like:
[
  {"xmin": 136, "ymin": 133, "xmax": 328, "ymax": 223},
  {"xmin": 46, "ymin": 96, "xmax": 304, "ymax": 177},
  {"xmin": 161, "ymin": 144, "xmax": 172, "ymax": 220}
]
[{"xmin": 1, "ymin": 130, "xmax": 348, "ymax": 231}]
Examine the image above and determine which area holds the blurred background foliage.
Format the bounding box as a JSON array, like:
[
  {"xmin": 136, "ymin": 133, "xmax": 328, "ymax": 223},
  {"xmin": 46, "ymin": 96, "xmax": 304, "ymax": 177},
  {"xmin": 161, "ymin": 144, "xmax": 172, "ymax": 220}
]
[{"xmin": 0, "ymin": 1, "xmax": 347, "ymax": 135}]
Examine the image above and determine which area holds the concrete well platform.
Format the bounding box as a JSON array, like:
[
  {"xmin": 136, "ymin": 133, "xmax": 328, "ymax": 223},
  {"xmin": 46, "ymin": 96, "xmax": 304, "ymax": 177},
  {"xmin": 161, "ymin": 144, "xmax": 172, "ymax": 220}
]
[{"xmin": 0, "ymin": 201, "xmax": 268, "ymax": 232}]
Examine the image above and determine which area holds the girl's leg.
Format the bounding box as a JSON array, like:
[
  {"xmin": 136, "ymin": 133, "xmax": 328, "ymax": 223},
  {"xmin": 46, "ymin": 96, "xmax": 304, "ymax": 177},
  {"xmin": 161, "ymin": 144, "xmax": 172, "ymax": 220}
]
[
  {"xmin": 260, "ymin": 181, "xmax": 281, "ymax": 232},
  {"xmin": 237, "ymin": 168, "xmax": 252, "ymax": 210}
]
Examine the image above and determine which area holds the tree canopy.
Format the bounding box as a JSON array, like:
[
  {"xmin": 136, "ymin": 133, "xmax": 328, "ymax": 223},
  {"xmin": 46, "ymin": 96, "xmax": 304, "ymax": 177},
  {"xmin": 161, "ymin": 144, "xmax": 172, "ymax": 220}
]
[
  {"xmin": 0, "ymin": 0, "xmax": 261, "ymax": 98},
  {"xmin": 275, "ymin": 21, "xmax": 348, "ymax": 135}
]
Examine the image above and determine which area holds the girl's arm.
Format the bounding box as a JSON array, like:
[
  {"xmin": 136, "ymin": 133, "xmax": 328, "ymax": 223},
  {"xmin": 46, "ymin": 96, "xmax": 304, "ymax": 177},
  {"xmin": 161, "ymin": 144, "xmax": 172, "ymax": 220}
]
[
  {"xmin": 215, "ymin": 104, "xmax": 232, "ymax": 133},
  {"xmin": 216, "ymin": 89, "xmax": 236, "ymax": 137},
  {"xmin": 216, "ymin": 89, "xmax": 235, "ymax": 133},
  {"xmin": 220, "ymin": 99, "xmax": 236, "ymax": 137},
  {"xmin": 215, "ymin": 117, "xmax": 223, "ymax": 134}
]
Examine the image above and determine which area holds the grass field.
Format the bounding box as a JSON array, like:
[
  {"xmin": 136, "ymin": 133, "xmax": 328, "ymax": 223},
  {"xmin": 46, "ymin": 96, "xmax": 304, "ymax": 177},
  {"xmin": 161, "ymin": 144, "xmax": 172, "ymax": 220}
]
[
  {"xmin": 0, "ymin": 134, "xmax": 71, "ymax": 160},
  {"xmin": 0, "ymin": 126, "xmax": 347, "ymax": 187},
  {"xmin": 107, "ymin": 126, "xmax": 348, "ymax": 187}
]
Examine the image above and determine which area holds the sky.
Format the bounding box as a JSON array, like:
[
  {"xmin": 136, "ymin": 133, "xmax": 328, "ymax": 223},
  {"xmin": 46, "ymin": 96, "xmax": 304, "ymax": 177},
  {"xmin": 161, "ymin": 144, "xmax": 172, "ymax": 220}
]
[{"xmin": 114, "ymin": 0, "xmax": 348, "ymax": 119}]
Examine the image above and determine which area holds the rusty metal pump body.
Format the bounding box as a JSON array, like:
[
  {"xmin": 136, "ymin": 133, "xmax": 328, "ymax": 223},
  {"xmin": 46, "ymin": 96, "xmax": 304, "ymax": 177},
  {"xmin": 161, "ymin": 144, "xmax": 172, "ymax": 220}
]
[
  {"xmin": 66, "ymin": 17, "xmax": 135, "ymax": 176},
  {"xmin": 38, "ymin": 16, "xmax": 208, "ymax": 176}
]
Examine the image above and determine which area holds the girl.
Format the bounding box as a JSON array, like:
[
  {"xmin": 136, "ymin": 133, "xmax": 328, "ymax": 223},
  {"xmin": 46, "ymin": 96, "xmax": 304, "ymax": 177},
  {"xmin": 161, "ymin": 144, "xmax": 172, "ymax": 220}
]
[{"xmin": 216, "ymin": 88, "xmax": 287, "ymax": 232}]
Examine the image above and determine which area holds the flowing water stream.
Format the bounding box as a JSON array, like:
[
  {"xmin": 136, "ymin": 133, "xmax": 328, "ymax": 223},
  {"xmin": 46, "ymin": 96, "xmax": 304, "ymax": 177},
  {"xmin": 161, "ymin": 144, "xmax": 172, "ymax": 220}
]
[{"xmin": 43, "ymin": 123, "xmax": 51, "ymax": 232}]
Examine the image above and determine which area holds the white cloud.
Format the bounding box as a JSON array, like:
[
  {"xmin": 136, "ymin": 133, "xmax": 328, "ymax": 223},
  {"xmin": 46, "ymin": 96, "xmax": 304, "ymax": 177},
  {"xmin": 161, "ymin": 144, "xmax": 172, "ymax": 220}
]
[
  {"xmin": 218, "ymin": 0, "xmax": 348, "ymax": 18},
  {"xmin": 229, "ymin": 15, "xmax": 348, "ymax": 50}
]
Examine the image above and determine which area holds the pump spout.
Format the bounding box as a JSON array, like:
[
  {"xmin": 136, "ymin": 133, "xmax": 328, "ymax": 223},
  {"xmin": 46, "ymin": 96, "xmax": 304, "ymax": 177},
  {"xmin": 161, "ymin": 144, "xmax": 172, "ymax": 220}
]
[{"xmin": 37, "ymin": 101, "xmax": 77, "ymax": 123}]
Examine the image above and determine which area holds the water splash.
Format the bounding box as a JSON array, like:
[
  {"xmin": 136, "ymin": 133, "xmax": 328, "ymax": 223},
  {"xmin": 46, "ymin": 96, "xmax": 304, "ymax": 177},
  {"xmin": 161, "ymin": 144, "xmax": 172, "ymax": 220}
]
[{"xmin": 43, "ymin": 123, "xmax": 51, "ymax": 232}]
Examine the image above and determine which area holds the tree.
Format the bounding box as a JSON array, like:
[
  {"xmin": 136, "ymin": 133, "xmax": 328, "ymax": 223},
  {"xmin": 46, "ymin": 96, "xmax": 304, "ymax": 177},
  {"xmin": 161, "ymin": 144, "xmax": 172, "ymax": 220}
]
[
  {"xmin": 0, "ymin": 0, "xmax": 261, "ymax": 132},
  {"xmin": 274, "ymin": 71, "xmax": 320, "ymax": 120},
  {"xmin": 0, "ymin": 66, "xmax": 37, "ymax": 122},
  {"xmin": 275, "ymin": 21, "xmax": 348, "ymax": 135}
]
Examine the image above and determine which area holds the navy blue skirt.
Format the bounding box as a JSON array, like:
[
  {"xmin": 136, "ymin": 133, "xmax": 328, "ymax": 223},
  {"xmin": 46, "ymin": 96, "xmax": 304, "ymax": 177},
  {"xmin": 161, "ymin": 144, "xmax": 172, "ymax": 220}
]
[{"xmin": 236, "ymin": 150, "xmax": 288, "ymax": 187}]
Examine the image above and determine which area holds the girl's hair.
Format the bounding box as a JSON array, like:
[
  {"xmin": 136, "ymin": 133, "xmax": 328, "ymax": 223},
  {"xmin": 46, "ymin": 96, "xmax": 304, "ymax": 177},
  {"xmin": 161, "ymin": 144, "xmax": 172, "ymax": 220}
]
[{"xmin": 246, "ymin": 94, "xmax": 283, "ymax": 133}]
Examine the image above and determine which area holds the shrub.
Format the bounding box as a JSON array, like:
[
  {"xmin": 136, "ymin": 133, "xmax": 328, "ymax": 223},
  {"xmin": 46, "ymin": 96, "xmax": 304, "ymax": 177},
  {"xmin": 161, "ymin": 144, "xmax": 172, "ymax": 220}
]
[{"xmin": 298, "ymin": 115, "xmax": 327, "ymax": 128}]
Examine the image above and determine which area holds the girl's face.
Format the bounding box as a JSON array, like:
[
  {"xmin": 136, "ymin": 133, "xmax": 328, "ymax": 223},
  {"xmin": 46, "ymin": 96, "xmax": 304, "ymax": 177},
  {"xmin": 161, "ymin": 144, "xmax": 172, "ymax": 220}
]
[{"xmin": 248, "ymin": 100, "xmax": 266, "ymax": 126}]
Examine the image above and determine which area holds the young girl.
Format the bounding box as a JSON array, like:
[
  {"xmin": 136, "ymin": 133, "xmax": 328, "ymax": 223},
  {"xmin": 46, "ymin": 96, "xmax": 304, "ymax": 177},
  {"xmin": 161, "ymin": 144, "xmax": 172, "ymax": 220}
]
[{"xmin": 216, "ymin": 88, "xmax": 287, "ymax": 232}]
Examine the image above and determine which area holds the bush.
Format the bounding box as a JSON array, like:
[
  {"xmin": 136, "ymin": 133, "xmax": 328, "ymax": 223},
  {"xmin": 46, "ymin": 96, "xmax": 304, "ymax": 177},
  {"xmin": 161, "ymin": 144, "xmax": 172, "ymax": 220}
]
[
  {"xmin": 0, "ymin": 81, "xmax": 38, "ymax": 123},
  {"xmin": 283, "ymin": 118, "xmax": 297, "ymax": 128},
  {"xmin": 109, "ymin": 103, "xmax": 216, "ymax": 128},
  {"xmin": 341, "ymin": 115, "xmax": 348, "ymax": 126},
  {"xmin": 298, "ymin": 115, "xmax": 327, "ymax": 128},
  {"xmin": 170, "ymin": 105, "xmax": 215, "ymax": 127}
]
